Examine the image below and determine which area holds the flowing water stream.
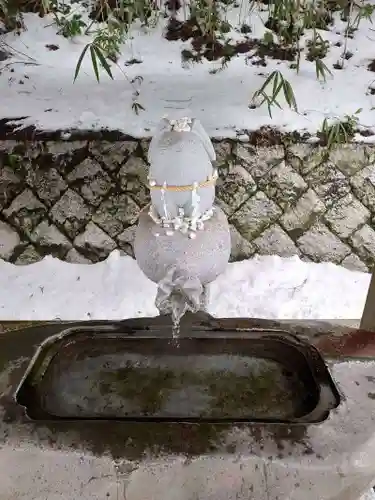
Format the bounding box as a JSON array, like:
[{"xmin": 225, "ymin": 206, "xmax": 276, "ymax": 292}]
[{"xmin": 170, "ymin": 293, "xmax": 188, "ymax": 345}]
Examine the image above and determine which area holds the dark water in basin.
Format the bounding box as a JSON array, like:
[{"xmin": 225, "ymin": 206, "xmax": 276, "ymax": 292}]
[{"xmin": 19, "ymin": 335, "xmax": 320, "ymax": 421}]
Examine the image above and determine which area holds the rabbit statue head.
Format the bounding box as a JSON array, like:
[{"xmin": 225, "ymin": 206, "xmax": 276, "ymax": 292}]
[{"xmin": 147, "ymin": 116, "xmax": 218, "ymax": 239}]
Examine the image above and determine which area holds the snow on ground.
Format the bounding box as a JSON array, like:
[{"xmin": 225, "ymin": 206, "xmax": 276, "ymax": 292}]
[
  {"xmin": 0, "ymin": 251, "xmax": 370, "ymax": 320},
  {"xmin": 1, "ymin": 1, "xmax": 375, "ymax": 138}
]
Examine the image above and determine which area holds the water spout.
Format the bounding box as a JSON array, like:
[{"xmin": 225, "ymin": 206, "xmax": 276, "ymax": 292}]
[{"xmin": 155, "ymin": 266, "xmax": 204, "ymax": 338}]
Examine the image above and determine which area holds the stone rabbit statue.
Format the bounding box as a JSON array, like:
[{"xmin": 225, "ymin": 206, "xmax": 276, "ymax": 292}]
[{"xmin": 134, "ymin": 116, "xmax": 231, "ymax": 321}]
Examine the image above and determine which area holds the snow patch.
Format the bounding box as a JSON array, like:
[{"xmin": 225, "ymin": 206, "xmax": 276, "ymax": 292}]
[
  {"xmin": 1, "ymin": 4, "xmax": 375, "ymax": 138},
  {"xmin": 0, "ymin": 251, "xmax": 369, "ymax": 320}
]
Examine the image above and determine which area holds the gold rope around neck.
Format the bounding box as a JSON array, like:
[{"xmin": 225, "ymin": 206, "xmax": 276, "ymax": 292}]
[{"xmin": 149, "ymin": 175, "xmax": 217, "ymax": 193}]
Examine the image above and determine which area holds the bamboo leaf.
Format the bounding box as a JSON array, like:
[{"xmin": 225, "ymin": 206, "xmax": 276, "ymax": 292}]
[
  {"xmin": 93, "ymin": 44, "xmax": 114, "ymax": 80},
  {"xmin": 74, "ymin": 43, "xmax": 90, "ymax": 82},
  {"xmin": 315, "ymin": 59, "xmax": 322, "ymax": 80},
  {"xmin": 283, "ymin": 80, "xmax": 298, "ymax": 111},
  {"xmin": 328, "ymin": 124, "xmax": 336, "ymax": 148},
  {"xmin": 272, "ymin": 80, "xmax": 283, "ymax": 104},
  {"xmin": 272, "ymin": 71, "xmax": 280, "ymax": 97},
  {"xmin": 90, "ymin": 45, "xmax": 100, "ymax": 82},
  {"xmin": 258, "ymin": 72, "xmax": 275, "ymax": 93},
  {"xmin": 267, "ymin": 101, "xmax": 273, "ymax": 118}
]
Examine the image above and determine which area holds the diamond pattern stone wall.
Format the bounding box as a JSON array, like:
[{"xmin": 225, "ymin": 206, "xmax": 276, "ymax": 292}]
[{"xmin": 1, "ymin": 139, "xmax": 375, "ymax": 272}]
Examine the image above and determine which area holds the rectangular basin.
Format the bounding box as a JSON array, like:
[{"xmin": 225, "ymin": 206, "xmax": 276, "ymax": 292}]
[{"xmin": 15, "ymin": 326, "xmax": 340, "ymax": 423}]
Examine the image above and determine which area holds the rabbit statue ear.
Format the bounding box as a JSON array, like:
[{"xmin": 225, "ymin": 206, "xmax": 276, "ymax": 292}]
[
  {"xmin": 148, "ymin": 116, "xmax": 172, "ymax": 164},
  {"xmin": 191, "ymin": 119, "xmax": 216, "ymax": 162}
]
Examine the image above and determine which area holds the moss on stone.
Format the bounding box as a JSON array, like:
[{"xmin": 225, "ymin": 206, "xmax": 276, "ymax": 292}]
[{"xmin": 99, "ymin": 360, "xmax": 300, "ymax": 418}]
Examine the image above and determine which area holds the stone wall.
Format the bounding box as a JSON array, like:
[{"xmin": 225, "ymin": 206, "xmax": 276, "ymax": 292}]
[{"xmin": 1, "ymin": 139, "xmax": 375, "ymax": 272}]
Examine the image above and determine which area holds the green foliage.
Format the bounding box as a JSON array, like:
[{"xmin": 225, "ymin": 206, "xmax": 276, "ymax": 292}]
[
  {"xmin": 252, "ymin": 70, "xmax": 297, "ymax": 118},
  {"xmin": 318, "ymin": 110, "xmax": 361, "ymax": 149},
  {"xmin": 74, "ymin": 42, "xmax": 114, "ymax": 82},
  {"xmin": 55, "ymin": 12, "xmax": 87, "ymax": 37}
]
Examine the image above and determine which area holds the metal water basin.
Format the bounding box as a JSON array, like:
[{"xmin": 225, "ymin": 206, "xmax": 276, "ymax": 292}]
[{"xmin": 15, "ymin": 326, "xmax": 340, "ymax": 423}]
